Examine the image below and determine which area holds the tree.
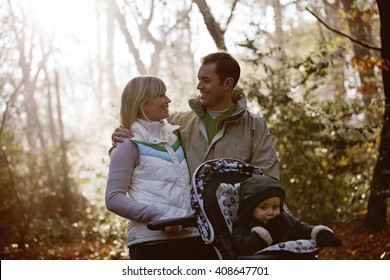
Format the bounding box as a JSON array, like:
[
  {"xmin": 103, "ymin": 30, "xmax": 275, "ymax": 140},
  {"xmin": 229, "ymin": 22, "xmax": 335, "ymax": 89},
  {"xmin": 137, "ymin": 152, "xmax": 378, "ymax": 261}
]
[
  {"xmin": 341, "ymin": 0, "xmax": 378, "ymax": 123},
  {"xmin": 192, "ymin": 0, "xmax": 228, "ymax": 50},
  {"xmin": 109, "ymin": 0, "xmax": 148, "ymax": 74},
  {"xmin": 0, "ymin": 0, "xmax": 87, "ymax": 248},
  {"xmin": 364, "ymin": 0, "xmax": 390, "ymax": 230},
  {"xmin": 235, "ymin": 0, "xmax": 385, "ymax": 223}
]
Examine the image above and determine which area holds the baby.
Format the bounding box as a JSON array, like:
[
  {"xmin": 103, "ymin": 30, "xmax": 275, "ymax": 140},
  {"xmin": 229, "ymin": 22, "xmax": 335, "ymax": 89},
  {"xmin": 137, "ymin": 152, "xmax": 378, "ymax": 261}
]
[{"xmin": 232, "ymin": 175, "xmax": 342, "ymax": 255}]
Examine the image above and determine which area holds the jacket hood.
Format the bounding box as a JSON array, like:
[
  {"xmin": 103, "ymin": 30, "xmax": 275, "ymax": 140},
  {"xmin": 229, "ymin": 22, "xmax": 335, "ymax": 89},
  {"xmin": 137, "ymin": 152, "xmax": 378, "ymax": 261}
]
[{"xmin": 238, "ymin": 175, "xmax": 285, "ymax": 219}]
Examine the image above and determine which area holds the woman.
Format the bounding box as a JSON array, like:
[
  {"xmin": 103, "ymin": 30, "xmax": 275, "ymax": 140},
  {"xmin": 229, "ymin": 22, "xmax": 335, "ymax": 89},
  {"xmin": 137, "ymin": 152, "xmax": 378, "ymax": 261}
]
[{"xmin": 105, "ymin": 76, "xmax": 215, "ymax": 260}]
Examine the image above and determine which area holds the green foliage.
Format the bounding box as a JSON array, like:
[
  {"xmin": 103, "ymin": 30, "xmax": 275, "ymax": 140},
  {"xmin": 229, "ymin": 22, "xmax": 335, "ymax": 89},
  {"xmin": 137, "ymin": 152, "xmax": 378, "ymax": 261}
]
[
  {"xmin": 240, "ymin": 42, "xmax": 383, "ymax": 224},
  {"xmin": 88, "ymin": 205, "xmax": 129, "ymax": 260},
  {"xmin": 0, "ymin": 130, "xmax": 89, "ymax": 255},
  {"xmin": 0, "ymin": 136, "xmax": 128, "ymax": 259}
]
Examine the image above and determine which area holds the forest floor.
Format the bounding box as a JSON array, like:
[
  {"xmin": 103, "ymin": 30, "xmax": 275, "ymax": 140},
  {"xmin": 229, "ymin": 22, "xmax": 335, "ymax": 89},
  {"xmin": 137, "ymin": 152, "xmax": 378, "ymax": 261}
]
[
  {"xmin": 317, "ymin": 213, "xmax": 390, "ymax": 260},
  {"xmin": 2, "ymin": 213, "xmax": 390, "ymax": 260}
]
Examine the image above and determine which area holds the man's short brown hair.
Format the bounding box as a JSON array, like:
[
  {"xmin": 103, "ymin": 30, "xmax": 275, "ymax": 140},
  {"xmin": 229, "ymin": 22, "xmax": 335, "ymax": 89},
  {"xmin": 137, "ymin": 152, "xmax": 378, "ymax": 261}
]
[{"xmin": 201, "ymin": 51, "xmax": 241, "ymax": 87}]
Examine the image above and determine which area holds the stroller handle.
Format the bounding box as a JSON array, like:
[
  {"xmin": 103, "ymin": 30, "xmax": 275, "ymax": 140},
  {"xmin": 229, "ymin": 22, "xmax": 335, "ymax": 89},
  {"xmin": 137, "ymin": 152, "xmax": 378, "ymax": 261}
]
[{"xmin": 147, "ymin": 214, "xmax": 197, "ymax": 230}]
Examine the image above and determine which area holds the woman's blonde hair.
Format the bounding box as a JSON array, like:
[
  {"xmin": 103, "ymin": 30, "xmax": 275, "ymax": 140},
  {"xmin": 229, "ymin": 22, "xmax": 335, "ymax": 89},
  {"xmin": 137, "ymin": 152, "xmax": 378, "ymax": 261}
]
[{"xmin": 120, "ymin": 76, "xmax": 167, "ymax": 129}]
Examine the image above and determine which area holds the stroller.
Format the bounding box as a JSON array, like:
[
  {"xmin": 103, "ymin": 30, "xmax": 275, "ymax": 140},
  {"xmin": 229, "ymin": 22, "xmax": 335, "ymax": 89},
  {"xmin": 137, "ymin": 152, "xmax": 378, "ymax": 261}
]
[{"xmin": 148, "ymin": 158, "xmax": 320, "ymax": 260}]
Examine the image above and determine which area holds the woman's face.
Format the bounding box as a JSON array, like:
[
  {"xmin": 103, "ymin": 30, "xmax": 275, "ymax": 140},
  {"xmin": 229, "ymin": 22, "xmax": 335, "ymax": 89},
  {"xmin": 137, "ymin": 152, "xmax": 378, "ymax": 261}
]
[{"xmin": 142, "ymin": 92, "xmax": 171, "ymax": 121}]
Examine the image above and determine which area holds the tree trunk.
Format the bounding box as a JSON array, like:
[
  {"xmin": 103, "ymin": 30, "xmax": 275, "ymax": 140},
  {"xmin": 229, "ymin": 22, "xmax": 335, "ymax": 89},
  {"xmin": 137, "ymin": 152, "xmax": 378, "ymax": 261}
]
[
  {"xmin": 193, "ymin": 0, "xmax": 227, "ymax": 51},
  {"xmin": 136, "ymin": 0, "xmax": 164, "ymax": 75},
  {"xmin": 271, "ymin": 0, "xmax": 285, "ymax": 64},
  {"xmin": 341, "ymin": 0, "xmax": 377, "ymax": 122},
  {"xmin": 109, "ymin": 0, "xmax": 148, "ymax": 74},
  {"xmin": 106, "ymin": 1, "xmax": 117, "ymax": 100},
  {"xmin": 54, "ymin": 70, "xmax": 72, "ymax": 219},
  {"xmin": 364, "ymin": 0, "xmax": 390, "ymax": 230}
]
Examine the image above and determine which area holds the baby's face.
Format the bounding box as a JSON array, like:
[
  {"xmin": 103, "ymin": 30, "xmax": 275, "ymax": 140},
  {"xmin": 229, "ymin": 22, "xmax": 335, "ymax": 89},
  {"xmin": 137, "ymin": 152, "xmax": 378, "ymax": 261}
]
[{"xmin": 253, "ymin": 197, "xmax": 281, "ymax": 224}]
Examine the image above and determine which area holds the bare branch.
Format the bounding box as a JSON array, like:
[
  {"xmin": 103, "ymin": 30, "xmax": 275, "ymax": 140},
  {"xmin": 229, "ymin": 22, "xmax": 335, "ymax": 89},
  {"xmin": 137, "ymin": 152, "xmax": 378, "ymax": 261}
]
[
  {"xmin": 110, "ymin": 0, "xmax": 147, "ymax": 74},
  {"xmin": 306, "ymin": 7, "xmax": 381, "ymax": 52},
  {"xmin": 223, "ymin": 0, "xmax": 239, "ymax": 34},
  {"xmin": 193, "ymin": 0, "xmax": 227, "ymax": 51},
  {"xmin": 168, "ymin": 6, "xmax": 193, "ymax": 31}
]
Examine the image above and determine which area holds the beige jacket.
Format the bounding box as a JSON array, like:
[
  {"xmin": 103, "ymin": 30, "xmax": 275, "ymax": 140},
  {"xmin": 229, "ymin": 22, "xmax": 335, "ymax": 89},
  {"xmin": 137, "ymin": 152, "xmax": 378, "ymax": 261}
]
[{"xmin": 168, "ymin": 91, "xmax": 279, "ymax": 180}]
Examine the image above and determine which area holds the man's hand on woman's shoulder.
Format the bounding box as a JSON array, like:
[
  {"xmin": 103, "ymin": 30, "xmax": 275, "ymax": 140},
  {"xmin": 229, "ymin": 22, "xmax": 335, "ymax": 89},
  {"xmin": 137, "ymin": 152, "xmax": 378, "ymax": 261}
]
[{"xmin": 112, "ymin": 127, "xmax": 134, "ymax": 147}]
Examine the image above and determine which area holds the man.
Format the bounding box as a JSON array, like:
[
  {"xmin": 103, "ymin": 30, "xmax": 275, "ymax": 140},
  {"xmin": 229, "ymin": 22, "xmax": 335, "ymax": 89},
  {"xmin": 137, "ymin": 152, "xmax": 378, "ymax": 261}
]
[{"xmin": 112, "ymin": 51, "xmax": 279, "ymax": 180}]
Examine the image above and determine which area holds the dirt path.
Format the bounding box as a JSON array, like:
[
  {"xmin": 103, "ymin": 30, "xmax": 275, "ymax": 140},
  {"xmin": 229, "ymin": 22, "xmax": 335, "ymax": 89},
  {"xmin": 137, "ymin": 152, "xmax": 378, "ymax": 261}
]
[{"xmin": 3, "ymin": 215, "xmax": 389, "ymax": 260}]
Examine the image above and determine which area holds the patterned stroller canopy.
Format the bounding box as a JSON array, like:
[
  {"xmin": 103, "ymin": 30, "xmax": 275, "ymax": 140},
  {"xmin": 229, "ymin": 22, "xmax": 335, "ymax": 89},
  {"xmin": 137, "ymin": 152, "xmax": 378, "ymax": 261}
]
[{"xmin": 190, "ymin": 158, "xmax": 262, "ymax": 245}]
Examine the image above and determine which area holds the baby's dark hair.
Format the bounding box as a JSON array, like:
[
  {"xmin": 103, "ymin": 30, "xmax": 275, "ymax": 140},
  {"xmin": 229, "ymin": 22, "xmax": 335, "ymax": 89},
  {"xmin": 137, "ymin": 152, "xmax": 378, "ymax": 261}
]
[{"xmin": 237, "ymin": 175, "xmax": 286, "ymax": 221}]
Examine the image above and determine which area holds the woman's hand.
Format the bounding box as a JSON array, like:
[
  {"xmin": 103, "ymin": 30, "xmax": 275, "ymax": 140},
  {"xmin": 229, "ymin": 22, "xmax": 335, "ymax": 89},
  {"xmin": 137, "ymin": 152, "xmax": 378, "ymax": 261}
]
[{"xmin": 164, "ymin": 225, "xmax": 183, "ymax": 232}]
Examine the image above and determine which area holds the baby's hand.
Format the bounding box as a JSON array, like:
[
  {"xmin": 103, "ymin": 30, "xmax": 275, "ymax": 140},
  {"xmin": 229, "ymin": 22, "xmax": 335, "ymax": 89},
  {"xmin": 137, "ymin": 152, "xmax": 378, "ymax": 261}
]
[
  {"xmin": 315, "ymin": 230, "xmax": 342, "ymax": 247},
  {"xmin": 251, "ymin": 226, "xmax": 273, "ymax": 245},
  {"xmin": 263, "ymin": 214, "xmax": 291, "ymax": 241},
  {"xmin": 164, "ymin": 225, "xmax": 183, "ymax": 232}
]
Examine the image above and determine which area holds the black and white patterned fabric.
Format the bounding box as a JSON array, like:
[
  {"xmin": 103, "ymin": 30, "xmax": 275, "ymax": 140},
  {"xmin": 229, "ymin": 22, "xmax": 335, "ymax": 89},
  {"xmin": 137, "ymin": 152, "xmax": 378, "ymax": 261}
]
[
  {"xmin": 190, "ymin": 158, "xmax": 262, "ymax": 244},
  {"xmin": 255, "ymin": 239, "xmax": 318, "ymax": 254},
  {"xmin": 216, "ymin": 182, "xmax": 240, "ymax": 232}
]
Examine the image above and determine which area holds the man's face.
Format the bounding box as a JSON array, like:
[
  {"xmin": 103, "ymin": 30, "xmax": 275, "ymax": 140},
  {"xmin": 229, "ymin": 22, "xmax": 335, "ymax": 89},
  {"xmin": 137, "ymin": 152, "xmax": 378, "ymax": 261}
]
[{"xmin": 196, "ymin": 63, "xmax": 228, "ymax": 110}]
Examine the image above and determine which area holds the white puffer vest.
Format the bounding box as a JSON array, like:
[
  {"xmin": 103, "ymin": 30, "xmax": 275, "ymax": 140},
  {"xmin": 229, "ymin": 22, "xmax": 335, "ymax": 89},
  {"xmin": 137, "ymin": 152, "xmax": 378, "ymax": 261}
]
[{"xmin": 126, "ymin": 119, "xmax": 198, "ymax": 246}]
